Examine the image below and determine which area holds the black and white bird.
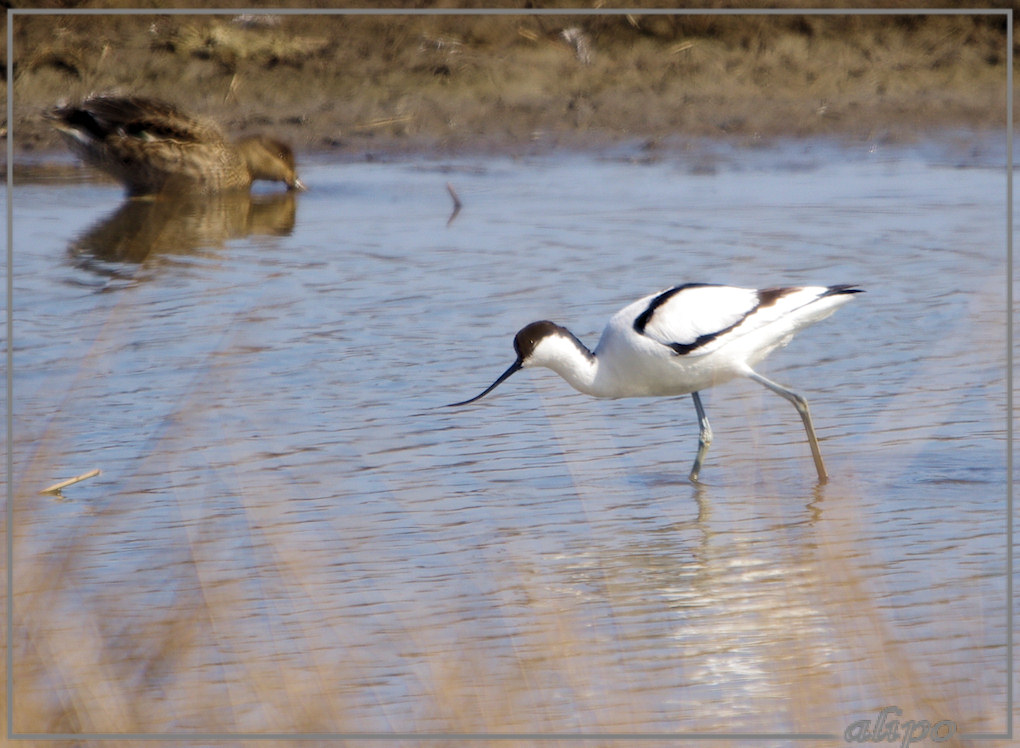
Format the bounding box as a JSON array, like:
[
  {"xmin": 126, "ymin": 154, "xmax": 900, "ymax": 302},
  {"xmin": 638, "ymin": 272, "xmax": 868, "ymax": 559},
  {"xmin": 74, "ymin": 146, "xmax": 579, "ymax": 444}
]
[{"xmin": 449, "ymin": 283, "xmax": 862, "ymax": 483}]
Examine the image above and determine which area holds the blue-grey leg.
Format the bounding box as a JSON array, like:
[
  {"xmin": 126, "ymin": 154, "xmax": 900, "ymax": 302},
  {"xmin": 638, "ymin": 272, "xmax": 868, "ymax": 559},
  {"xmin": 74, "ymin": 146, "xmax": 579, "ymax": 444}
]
[
  {"xmin": 689, "ymin": 391, "xmax": 713, "ymax": 483},
  {"xmin": 746, "ymin": 370, "xmax": 828, "ymax": 483}
]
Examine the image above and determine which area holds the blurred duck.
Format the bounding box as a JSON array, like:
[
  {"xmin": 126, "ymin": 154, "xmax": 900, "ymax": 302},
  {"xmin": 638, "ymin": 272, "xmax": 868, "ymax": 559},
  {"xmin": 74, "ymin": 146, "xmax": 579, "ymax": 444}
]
[{"xmin": 47, "ymin": 93, "xmax": 305, "ymax": 196}]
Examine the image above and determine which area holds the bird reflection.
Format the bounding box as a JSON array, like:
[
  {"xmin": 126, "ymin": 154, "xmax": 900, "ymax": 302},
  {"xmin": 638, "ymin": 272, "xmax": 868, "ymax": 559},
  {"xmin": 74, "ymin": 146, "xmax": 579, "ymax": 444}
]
[{"xmin": 68, "ymin": 190, "xmax": 297, "ymax": 279}]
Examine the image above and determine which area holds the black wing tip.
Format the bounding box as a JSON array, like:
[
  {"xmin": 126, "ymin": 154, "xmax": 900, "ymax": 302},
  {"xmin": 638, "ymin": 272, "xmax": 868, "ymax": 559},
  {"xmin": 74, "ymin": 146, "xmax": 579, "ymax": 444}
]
[
  {"xmin": 825, "ymin": 284, "xmax": 864, "ymax": 296},
  {"xmin": 46, "ymin": 105, "xmax": 109, "ymax": 141}
]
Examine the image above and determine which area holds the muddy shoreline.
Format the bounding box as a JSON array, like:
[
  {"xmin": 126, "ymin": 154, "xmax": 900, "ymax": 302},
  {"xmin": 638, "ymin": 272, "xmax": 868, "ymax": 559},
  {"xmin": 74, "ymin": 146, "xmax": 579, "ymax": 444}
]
[{"xmin": 7, "ymin": 8, "xmax": 1012, "ymax": 162}]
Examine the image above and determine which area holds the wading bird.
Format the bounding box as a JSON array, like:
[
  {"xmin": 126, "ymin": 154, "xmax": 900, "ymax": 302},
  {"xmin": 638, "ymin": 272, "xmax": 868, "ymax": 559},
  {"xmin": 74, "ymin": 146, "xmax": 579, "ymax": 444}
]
[{"xmin": 449, "ymin": 283, "xmax": 861, "ymax": 483}]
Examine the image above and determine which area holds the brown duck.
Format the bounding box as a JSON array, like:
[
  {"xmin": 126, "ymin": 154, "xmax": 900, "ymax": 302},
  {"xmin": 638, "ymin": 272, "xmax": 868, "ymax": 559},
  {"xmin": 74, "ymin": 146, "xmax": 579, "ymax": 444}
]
[{"xmin": 47, "ymin": 94, "xmax": 305, "ymax": 196}]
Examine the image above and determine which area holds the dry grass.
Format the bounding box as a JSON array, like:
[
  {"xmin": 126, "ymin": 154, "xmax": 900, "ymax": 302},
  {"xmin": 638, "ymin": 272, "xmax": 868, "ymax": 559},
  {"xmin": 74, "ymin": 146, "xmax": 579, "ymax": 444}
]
[
  {"xmin": 5, "ymin": 358, "xmax": 1007, "ymax": 739},
  {"xmin": 3, "ymin": 4, "xmax": 1011, "ymax": 157},
  {"xmin": 5, "ymin": 470, "xmax": 1004, "ymax": 742}
]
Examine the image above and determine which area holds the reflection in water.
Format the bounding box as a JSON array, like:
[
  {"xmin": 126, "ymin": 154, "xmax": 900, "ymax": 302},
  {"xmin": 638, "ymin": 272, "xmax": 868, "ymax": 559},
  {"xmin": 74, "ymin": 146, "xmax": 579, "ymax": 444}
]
[{"xmin": 67, "ymin": 190, "xmax": 297, "ymax": 277}]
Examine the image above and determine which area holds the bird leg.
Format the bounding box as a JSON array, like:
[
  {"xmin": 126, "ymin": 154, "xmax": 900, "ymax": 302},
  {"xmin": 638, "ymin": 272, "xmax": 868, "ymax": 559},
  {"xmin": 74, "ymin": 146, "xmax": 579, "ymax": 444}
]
[
  {"xmin": 746, "ymin": 370, "xmax": 828, "ymax": 483},
  {"xmin": 689, "ymin": 391, "xmax": 712, "ymax": 483}
]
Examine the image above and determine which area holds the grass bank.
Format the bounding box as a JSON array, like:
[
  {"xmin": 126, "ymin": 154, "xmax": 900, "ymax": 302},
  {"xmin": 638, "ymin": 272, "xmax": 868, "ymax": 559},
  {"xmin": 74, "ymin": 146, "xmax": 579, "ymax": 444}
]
[{"xmin": 5, "ymin": 2, "xmax": 1013, "ymax": 159}]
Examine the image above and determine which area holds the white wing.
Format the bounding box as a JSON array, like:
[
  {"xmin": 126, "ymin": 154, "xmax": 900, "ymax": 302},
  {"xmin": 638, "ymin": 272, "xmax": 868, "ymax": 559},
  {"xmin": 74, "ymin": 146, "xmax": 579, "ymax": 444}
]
[
  {"xmin": 631, "ymin": 284, "xmax": 856, "ymax": 358},
  {"xmin": 634, "ymin": 284, "xmax": 760, "ymax": 354}
]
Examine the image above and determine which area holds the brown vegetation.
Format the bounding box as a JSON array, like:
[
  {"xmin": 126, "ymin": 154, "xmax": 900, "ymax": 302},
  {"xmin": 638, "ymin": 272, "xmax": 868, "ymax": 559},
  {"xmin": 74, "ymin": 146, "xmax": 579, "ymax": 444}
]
[{"xmin": 3, "ymin": 2, "xmax": 1013, "ymax": 158}]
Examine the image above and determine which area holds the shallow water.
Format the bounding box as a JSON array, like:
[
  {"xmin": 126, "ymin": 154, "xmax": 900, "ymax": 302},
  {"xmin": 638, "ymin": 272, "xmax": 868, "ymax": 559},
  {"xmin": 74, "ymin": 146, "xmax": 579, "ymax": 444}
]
[{"xmin": 7, "ymin": 135, "xmax": 1011, "ymax": 735}]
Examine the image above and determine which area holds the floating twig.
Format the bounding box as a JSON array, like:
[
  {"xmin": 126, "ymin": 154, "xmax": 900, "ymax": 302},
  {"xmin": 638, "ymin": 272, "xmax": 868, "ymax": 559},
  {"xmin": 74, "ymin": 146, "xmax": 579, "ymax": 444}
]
[
  {"xmin": 446, "ymin": 182, "xmax": 462, "ymax": 211},
  {"xmin": 40, "ymin": 468, "xmax": 101, "ymax": 496},
  {"xmin": 446, "ymin": 182, "xmax": 462, "ymax": 226}
]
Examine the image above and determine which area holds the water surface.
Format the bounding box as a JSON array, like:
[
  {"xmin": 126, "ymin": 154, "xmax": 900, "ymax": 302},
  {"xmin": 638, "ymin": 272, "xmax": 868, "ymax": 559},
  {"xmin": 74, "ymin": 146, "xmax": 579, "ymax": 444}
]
[{"xmin": 8, "ymin": 136, "xmax": 1011, "ymax": 735}]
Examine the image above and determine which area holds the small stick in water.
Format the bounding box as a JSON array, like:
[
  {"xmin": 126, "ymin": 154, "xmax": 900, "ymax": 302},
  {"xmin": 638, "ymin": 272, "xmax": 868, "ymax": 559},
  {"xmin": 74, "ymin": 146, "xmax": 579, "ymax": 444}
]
[
  {"xmin": 40, "ymin": 468, "xmax": 101, "ymax": 496},
  {"xmin": 446, "ymin": 182, "xmax": 462, "ymax": 226}
]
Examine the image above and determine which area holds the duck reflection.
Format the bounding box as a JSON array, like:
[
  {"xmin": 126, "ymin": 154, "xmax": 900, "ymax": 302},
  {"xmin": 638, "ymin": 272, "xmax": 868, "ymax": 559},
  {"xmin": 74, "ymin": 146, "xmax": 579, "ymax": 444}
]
[{"xmin": 68, "ymin": 190, "xmax": 297, "ymax": 278}]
